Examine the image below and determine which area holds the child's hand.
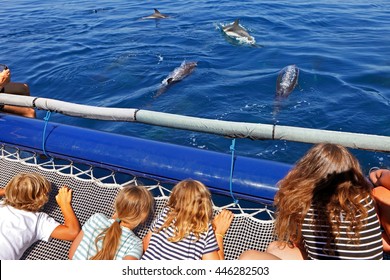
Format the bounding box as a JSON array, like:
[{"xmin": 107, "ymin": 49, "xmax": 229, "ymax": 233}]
[
  {"xmin": 52, "ymin": 186, "xmax": 80, "ymax": 241},
  {"xmin": 369, "ymin": 169, "xmax": 381, "ymax": 186},
  {"xmin": 370, "ymin": 169, "xmax": 390, "ymax": 188},
  {"xmin": 212, "ymin": 209, "xmax": 234, "ymax": 235},
  {"xmin": 55, "ymin": 186, "xmax": 73, "ymax": 207}
]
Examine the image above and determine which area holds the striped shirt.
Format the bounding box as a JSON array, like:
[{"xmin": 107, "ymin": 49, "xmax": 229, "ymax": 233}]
[
  {"xmin": 141, "ymin": 207, "xmax": 219, "ymax": 260},
  {"xmin": 301, "ymin": 196, "xmax": 383, "ymax": 260},
  {"xmin": 72, "ymin": 213, "xmax": 142, "ymax": 260}
]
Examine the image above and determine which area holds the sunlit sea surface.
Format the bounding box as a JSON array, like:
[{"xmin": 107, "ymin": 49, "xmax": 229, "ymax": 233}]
[{"xmin": 1, "ymin": 0, "xmax": 389, "ymax": 172}]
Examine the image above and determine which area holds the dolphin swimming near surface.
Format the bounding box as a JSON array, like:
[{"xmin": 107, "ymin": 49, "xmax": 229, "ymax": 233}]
[
  {"xmin": 273, "ymin": 65, "xmax": 299, "ymax": 116},
  {"xmin": 275, "ymin": 64, "xmax": 299, "ymax": 98},
  {"xmin": 142, "ymin": 8, "xmax": 169, "ymax": 19},
  {"xmin": 222, "ymin": 19, "xmax": 255, "ymax": 44},
  {"xmin": 155, "ymin": 61, "xmax": 197, "ymax": 97}
]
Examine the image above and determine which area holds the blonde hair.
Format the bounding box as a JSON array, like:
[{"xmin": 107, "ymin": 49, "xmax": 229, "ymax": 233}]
[
  {"xmin": 157, "ymin": 179, "xmax": 213, "ymax": 242},
  {"xmin": 91, "ymin": 184, "xmax": 154, "ymax": 260},
  {"xmin": 4, "ymin": 173, "xmax": 51, "ymax": 212},
  {"xmin": 274, "ymin": 143, "xmax": 371, "ymax": 249}
]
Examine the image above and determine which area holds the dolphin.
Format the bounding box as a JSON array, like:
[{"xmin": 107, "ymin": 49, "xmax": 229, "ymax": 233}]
[
  {"xmin": 142, "ymin": 8, "xmax": 169, "ymax": 19},
  {"xmin": 222, "ymin": 19, "xmax": 255, "ymax": 44},
  {"xmin": 275, "ymin": 64, "xmax": 299, "ymax": 98},
  {"xmin": 155, "ymin": 61, "xmax": 197, "ymax": 97},
  {"xmin": 273, "ymin": 65, "xmax": 299, "ymax": 116}
]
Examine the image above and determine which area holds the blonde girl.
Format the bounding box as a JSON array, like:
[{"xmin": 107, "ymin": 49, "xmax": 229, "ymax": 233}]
[
  {"xmin": 142, "ymin": 179, "xmax": 233, "ymax": 260},
  {"xmin": 240, "ymin": 143, "xmax": 383, "ymax": 260},
  {"xmin": 0, "ymin": 173, "xmax": 80, "ymax": 260},
  {"xmin": 69, "ymin": 184, "xmax": 154, "ymax": 260}
]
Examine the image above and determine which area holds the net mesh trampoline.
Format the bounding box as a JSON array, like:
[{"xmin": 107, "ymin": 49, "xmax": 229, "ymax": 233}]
[{"xmin": 0, "ymin": 145, "xmax": 277, "ymax": 260}]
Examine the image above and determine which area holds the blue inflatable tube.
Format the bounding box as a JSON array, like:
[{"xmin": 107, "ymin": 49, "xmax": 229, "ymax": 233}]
[{"xmin": 0, "ymin": 114, "xmax": 292, "ymax": 204}]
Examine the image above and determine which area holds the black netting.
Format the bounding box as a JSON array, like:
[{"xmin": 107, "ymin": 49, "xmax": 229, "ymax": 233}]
[{"xmin": 0, "ymin": 147, "xmax": 276, "ymax": 260}]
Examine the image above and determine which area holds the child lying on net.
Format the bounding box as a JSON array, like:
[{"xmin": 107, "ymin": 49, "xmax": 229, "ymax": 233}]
[
  {"xmin": 239, "ymin": 143, "xmax": 383, "ymax": 260},
  {"xmin": 69, "ymin": 184, "xmax": 154, "ymax": 260},
  {"xmin": 142, "ymin": 179, "xmax": 234, "ymax": 260},
  {"xmin": 0, "ymin": 173, "xmax": 80, "ymax": 259}
]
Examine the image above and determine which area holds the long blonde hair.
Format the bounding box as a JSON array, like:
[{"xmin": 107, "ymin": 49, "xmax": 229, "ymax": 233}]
[
  {"xmin": 157, "ymin": 179, "xmax": 213, "ymax": 242},
  {"xmin": 274, "ymin": 143, "xmax": 371, "ymax": 248},
  {"xmin": 3, "ymin": 173, "xmax": 51, "ymax": 212},
  {"xmin": 90, "ymin": 184, "xmax": 154, "ymax": 260}
]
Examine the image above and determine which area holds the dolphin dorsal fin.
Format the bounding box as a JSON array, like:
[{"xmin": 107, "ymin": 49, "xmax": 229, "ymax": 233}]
[
  {"xmin": 154, "ymin": 8, "xmax": 161, "ymax": 14},
  {"xmin": 233, "ymin": 19, "xmax": 240, "ymax": 26}
]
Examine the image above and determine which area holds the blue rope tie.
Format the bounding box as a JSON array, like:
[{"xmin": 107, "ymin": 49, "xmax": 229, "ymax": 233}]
[
  {"xmin": 229, "ymin": 138, "xmax": 239, "ymax": 205},
  {"xmin": 42, "ymin": 111, "xmax": 52, "ymax": 159}
]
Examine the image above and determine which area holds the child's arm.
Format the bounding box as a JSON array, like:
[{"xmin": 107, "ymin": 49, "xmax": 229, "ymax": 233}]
[
  {"xmin": 370, "ymin": 169, "xmax": 390, "ymax": 189},
  {"xmin": 123, "ymin": 255, "xmax": 138, "ymax": 260},
  {"xmin": 68, "ymin": 230, "xmax": 84, "ymax": 259},
  {"xmin": 382, "ymin": 231, "xmax": 390, "ymax": 253},
  {"xmin": 0, "ymin": 188, "xmax": 5, "ymax": 196},
  {"xmin": 51, "ymin": 186, "xmax": 80, "ymax": 241},
  {"xmin": 371, "ymin": 186, "xmax": 390, "ymax": 253},
  {"xmin": 142, "ymin": 230, "xmax": 152, "ymax": 252},
  {"xmin": 203, "ymin": 209, "xmax": 234, "ymax": 260}
]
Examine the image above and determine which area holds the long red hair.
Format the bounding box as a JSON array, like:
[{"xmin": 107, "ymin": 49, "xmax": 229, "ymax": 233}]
[{"xmin": 274, "ymin": 143, "xmax": 371, "ymax": 248}]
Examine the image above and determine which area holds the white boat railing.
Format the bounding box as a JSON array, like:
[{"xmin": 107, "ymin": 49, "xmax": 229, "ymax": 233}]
[{"xmin": 1, "ymin": 93, "xmax": 390, "ymax": 152}]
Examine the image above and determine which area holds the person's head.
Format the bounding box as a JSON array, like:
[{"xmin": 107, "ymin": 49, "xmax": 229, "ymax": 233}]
[
  {"xmin": 277, "ymin": 143, "xmax": 368, "ymax": 199},
  {"xmin": 158, "ymin": 179, "xmax": 213, "ymax": 242},
  {"xmin": 91, "ymin": 184, "xmax": 154, "ymax": 260},
  {"xmin": 3, "ymin": 173, "xmax": 51, "ymax": 212},
  {"xmin": 274, "ymin": 143, "xmax": 371, "ymax": 244},
  {"xmin": 114, "ymin": 184, "xmax": 154, "ymax": 227}
]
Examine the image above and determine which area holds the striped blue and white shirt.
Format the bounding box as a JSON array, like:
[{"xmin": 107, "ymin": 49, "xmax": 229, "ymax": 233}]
[
  {"xmin": 72, "ymin": 213, "xmax": 143, "ymax": 260},
  {"xmin": 141, "ymin": 207, "xmax": 219, "ymax": 260},
  {"xmin": 301, "ymin": 196, "xmax": 383, "ymax": 260}
]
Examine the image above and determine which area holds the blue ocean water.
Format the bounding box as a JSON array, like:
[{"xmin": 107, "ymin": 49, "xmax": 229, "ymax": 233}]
[{"xmin": 1, "ymin": 0, "xmax": 389, "ymax": 172}]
